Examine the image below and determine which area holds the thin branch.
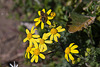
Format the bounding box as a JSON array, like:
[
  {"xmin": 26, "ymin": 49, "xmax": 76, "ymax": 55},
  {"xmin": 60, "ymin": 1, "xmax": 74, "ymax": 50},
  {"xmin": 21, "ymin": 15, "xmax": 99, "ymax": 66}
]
[
  {"xmin": 34, "ymin": 0, "xmax": 40, "ymax": 6},
  {"xmin": 72, "ymin": 0, "xmax": 82, "ymax": 12},
  {"xmin": 83, "ymin": 1, "xmax": 92, "ymax": 10},
  {"xmin": 44, "ymin": 50, "xmax": 56, "ymax": 55}
]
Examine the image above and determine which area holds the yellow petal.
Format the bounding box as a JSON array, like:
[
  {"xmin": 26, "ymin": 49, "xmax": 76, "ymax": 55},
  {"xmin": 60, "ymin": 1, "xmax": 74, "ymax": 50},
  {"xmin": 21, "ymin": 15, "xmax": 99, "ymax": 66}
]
[
  {"xmin": 47, "ymin": 32, "xmax": 51, "ymax": 37},
  {"xmin": 71, "ymin": 50, "xmax": 79, "ymax": 53},
  {"xmin": 32, "ymin": 35, "xmax": 40, "ymax": 38},
  {"xmin": 46, "ymin": 20, "xmax": 51, "ymax": 25},
  {"xmin": 33, "ymin": 41, "xmax": 38, "ymax": 48},
  {"xmin": 56, "ymin": 26, "xmax": 62, "ymax": 30},
  {"xmin": 45, "ymin": 40, "xmax": 52, "ymax": 44},
  {"xmin": 35, "ymin": 39, "xmax": 40, "ymax": 42},
  {"xmin": 31, "ymin": 26, "xmax": 34, "ymax": 33},
  {"xmin": 47, "ymin": 16, "xmax": 53, "ymax": 20},
  {"xmin": 34, "ymin": 18, "xmax": 39, "ymax": 21},
  {"xmin": 23, "ymin": 37, "xmax": 28, "ymax": 42},
  {"xmin": 28, "ymin": 53, "xmax": 30, "ymax": 59},
  {"xmin": 31, "ymin": 48, "xmax": 36, "ymax": 51},
  {"xmin": 39, "ymin": 53, "xmax": 45, "ymax": 59},
  {"xmin": 43, "ymin": 44, "xmax": 47, "ymax": 52},
  {"xmin": 29, "ymin": 41, "xmax": 33, "ymax": 47},
  {"xmin": 42, "ymin": 9, "xmax": 45, "ymax": 13},
  {"xmin": 39, "ymin": 44, "xmax": 43, "ymax": 52},
  {"xmin": 30, "ymin": 52, "xmax": 34, "ymax": 57},
  {"xmin": 42, "ymin": 33, "xmax": 48, "ymax": 40},
  {"xmin": 71, "ymin": 45, "xmax": 78, "ymax": 50},
  {"xmin": 56, "ymin": 33, "xmax": 61, "ymax": 38},
  {"xmin": 38, "ymin": 11, "xmax": 41, "ymax": 16},
  {"xmin": 65, "ymin": 54, "xmax": 69, "ymax": 62},
  {"xmin": 58, "ymin": 28, "xmax": 65, "ymax": 32},
  {"xmin": 31, "ymin": 55, "xmax": 35, "ymax": 62},
  {"xmin": 35, "ymin": 21, "xmax": 40, "ymax": 26},
  {"xmin": 50, "ymin": 34, "xmax": 53, "ymax": 41},
  {"xmin": 26, "ymin": 29, "xmax": 29, "ymax": 34},
  {"xmin": 47, "ymin": 9, "xmax": 52, "ymax": 15},
  {"xmin": 31, "ymin": 53, "xmax": 34, "ymax": 57},
  {"xmin": 30, "ymin": 51, "xmax": 33, "ymax": 54},
  {"xmin": 54, "ymin": 35, "xmax": 58, "ymax": 42},
  {"xmin": 41, "ymin": 22, "xmax": 44, "ymax": 29},
  {"xmin": 31, "ymin": 29, "xmax": 37, "ymax": 34},
  {"xmin": 25, "ymin": 53, "xmax": 27, "ymax": 58},
  {"xmin": 69, "ymin": 53, "xmax": 74, "ymax": 61},
  {"xmin": 35, "ymin": 56, "xmax": 38, "ymax": 63},
  {"xmin": 69, "ymin": 43, "xmax": 75, "ymax": 48}
]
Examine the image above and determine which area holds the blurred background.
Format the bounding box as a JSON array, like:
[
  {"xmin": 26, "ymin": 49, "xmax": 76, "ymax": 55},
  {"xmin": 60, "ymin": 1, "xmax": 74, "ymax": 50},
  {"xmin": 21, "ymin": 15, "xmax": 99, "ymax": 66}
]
[{"xmin": 0, "ymin": 0, "xmax": 100, "ymax": 67}]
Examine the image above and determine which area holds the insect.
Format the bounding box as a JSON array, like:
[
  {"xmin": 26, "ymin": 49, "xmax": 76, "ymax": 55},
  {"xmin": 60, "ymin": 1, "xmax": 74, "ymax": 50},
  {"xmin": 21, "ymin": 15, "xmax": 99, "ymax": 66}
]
[
  {"xmin": 67, "ymin": 12, "xmax": 95, "ymax": 33},
  {"xmin": 40, "ymin": 11, "xmax": 47, "ymax": 23}
]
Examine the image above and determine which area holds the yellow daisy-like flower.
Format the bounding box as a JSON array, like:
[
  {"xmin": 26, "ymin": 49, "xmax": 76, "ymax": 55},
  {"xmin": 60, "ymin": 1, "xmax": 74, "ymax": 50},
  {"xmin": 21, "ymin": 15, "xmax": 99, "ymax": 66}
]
[
  {"xmin": 23, "ymin": 26, "xmax": 40, "ymax": 47},
  {"xmin": 30, "ymin": 44, "xmax": 45, "ymax": 63},
  {"xmin": 25, "ymin": 46, "xmax": 32, "ymax": 59},
  {"xmin": 65, "ymin": 43, "xmax": 79, "ymax": 62},
  {"xmin": 47, "ymin": 26, "xmax": 65, "ymax": 42},
  {"xmin": 36, "ymin": 33, "xmax": 52, "ymax": 52},
  {"xmin": 50, "ymin": 12, "xmax": 56, "ymax": 17},
  {"xmin": 34, "ymin": 9, "xmax": 54, "ymax": 29}
]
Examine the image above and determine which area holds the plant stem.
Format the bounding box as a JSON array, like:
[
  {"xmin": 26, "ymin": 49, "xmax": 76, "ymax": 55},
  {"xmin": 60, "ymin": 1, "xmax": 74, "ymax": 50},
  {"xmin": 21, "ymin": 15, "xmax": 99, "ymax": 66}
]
[{"xmin": 58, "ymin": 41, "xmax": 65, "ymax": 51}]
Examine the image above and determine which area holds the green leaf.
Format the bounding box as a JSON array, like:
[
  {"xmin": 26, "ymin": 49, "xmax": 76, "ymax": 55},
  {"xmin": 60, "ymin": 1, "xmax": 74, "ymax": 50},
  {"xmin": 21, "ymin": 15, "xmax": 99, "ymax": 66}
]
[
  {"xmin": 18, "ymin": 25, "xmax": 26, "ymax": 32},
  {"xmin": 96, "ymin": 48, "xmax": 100, "ymax": 54}
]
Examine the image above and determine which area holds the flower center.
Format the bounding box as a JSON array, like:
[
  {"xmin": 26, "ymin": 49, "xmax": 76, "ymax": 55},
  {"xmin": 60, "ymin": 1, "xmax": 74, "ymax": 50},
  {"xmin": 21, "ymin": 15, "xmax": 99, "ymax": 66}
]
[
  {"xmin": 34, "ymin": 49, "xmax": 40, "ymax": 55},
  {"xmin": 27, "ymin": 33, "xmax": 32, "ymax": 39},
  {"xmin": 40, "ymin": 39, "xmax": 45, "ymax": 44},
  {"xmin": 26, "ymin": 47, "xmax": 31, "ymax": 53},
  {"xmin": 50, "ymin": 28, "xmax": 58, "ymax": 34},
  {"xmin": 50, "ymin": 12, "xmax": 56, "ymax": 17},
  {"xmin": 65, "ymin": 47, "xmax": 71, "ymax": 55}
]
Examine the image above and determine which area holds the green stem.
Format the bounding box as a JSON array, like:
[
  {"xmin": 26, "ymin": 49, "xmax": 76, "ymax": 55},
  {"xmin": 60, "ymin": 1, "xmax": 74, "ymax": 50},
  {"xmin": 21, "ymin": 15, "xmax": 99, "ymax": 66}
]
[
  {"xmin": 88, "ymin": 26, "xmax": 95, "ymax": 45},
  {"xmin": 58, "ymin": 41, "xmax": 65, "ymax": 51}
]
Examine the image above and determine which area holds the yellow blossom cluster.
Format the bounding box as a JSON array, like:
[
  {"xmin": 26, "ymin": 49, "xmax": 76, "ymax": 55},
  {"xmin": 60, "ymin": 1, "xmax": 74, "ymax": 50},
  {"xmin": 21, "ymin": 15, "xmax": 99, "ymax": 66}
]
[{"xmin": 23, "ymin": 9, "xmax": 79, "ymax": 63}]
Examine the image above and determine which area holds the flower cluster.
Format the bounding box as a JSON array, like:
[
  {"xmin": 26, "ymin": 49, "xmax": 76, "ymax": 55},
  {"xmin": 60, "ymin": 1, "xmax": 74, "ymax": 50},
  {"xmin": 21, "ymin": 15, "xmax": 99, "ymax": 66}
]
[{"xmin": 23, "ymin": 9, "xmax": 79, "ymax": 63}]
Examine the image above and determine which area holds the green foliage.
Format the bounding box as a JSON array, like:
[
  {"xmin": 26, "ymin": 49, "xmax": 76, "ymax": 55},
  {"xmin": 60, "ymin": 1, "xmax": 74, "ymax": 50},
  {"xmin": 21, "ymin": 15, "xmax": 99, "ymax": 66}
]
[
  {"xmin": 43, "ymin": 58, "xmax": 71, "ymax": 67},
  {"xmin": 18, "ymin": 25, "xmax": 26, "ymax": 33},
  {"xmin": 0, "ymin": 63, "xmax": 1, "ymax": 67}
]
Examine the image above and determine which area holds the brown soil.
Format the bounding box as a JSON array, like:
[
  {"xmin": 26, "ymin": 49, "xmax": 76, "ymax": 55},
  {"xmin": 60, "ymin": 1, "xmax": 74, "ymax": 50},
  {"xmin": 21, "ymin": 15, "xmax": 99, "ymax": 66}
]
[
  {"xmin": 0, "ymin": 1, "xmax": 45, "ymax": 67},
  {"xmin": 0, "ymin": 0, "xmax": 29, "ymax": 67}
]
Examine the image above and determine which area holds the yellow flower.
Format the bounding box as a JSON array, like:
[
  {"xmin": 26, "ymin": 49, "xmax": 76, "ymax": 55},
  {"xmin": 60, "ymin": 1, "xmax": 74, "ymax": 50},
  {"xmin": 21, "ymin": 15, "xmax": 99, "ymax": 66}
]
[
  {"xmin": 85, "ymin": 52, "xmax": 88, "ymax": 56},
  {"xmin": 86, "ymin": 48, "xmax": 91, "ymax": 52},
  {"xmin": 50, "ymin": 12, "xmax": 56, "ymax": 17},
  {"xmin": 65, "ymin": 43, "xmax": 79, "ymax": 62},
  {"xmin": 25, "ymin": 46, "xmax": 32, "ymax": 59},
  {"xmin": 77, "ymin": 58, "xmax": 81, "ymax": 62},
  {"xmin": 30, "ymin": 44, "xmax": 45, "ymax": 63},
  {"xmin": 23, "ymin": 26, "xmax": 40, "ymax": 47},
  {"xmin": 36, "ymin": 33, "xmax": 52, "ymax": 52},
  {"xmin": 34, "ymin": 9, "xmax": 54, "ymax": 29},
  {"xmin": 47, "ymin": 26, "xmax": 65, "ymax": 42}
]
